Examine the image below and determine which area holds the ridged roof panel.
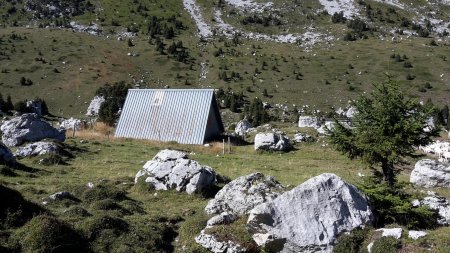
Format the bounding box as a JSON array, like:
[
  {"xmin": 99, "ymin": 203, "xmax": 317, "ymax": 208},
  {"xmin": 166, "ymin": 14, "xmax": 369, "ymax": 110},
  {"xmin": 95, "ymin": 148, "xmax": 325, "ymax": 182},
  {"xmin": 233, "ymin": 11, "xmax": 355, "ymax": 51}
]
[{"xmin": 115, "ymin": 89, "xmax": 217, "ymax": 144}]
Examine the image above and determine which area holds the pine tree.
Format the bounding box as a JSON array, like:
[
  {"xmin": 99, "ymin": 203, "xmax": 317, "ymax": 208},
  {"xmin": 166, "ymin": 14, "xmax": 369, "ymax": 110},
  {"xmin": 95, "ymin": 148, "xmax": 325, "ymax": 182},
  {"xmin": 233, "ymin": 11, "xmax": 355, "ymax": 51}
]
[{"xmin": 328, "ymin": 80, "xmax": 438, "ymax": 187}]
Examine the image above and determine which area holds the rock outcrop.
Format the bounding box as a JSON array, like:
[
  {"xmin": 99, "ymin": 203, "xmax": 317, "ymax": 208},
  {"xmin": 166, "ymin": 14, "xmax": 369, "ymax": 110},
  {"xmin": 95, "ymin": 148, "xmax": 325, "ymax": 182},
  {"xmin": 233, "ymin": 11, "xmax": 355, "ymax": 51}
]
[
  {"xmin": 247, "ymin": 173, "xmax": 373, "ymax": 253},
  {"xmin": 135, "ymin": 149, "xmax": 216, "ymax": 194},
  {"xmin": 205, "ymin": 172, "xmax": 284, "ymax": 216},
  {"xmin": 1, "ymin": 114, "xmax": 66, "ymax": 147},
  {"xmin": 26, "ymin": 100, "xmax": 44, "ymax": 116},
  {"xmin": 234, "ymin": 120, "xmax": 252, "ymax": 136},
  {"xmin": 254, "ymin": 133, "xmax": 292, "ymax": 152},
  {"xmin": 0, "ymin": 142, "xmax": 16, "ymax": 165},
  {"xmin": 293, "ymin": 133, "xmax": 315, "ymax": 143},
  {"xmin": 86, "ymin": 96, "xmax": 105, "ymax": 116},
  {"xmin": 298, "ymin": 116, "xmax": 321, "ymax": 128},
  {"xmin": 59, "ymin": 118, "xmax": 82, "ymax": 130},
  {"xmin": 15, "ymin": 142, "xmax": 59, "ymax": 158},
  {"xmin": 410, "ymin": 159, "xmax": 450, "ymax": 188},
  {"xmin": 413, "ymin": 191, "xmax": 450, "ymax": 225},
  {"xmin": 197, "ymin": 173, "xmax": 284, "ymax": 253}
]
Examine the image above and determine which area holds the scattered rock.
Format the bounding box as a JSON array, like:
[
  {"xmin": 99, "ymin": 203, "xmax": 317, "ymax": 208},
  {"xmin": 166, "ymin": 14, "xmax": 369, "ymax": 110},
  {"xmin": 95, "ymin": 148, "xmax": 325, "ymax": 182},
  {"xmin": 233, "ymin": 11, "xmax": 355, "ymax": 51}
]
[
  {"xmin": 207, "ymin": 212, "xmax": 237, "ymax": 226},
  {"xmin": 0, "ymin": 113, "xmax": 66, "ymax": 147},
  {"xmin": 408, "ymin": 230, "xmax": 427, "ymax": 240},
  {"xmin": 254, "ymin": 133, "xmax": 292, "ymax": 152},
  {"xmin": 247, "ymin": 173, "xmax": 373, "ymax": 252},
  {"xmin": 410, "ymin": 159, "xmax": 450, "ymax": 188},
  {"xmin": 15, "ymin": 141, "xmax": 59, "ymax": 158},
  {"xmin": 49, "ymin": 191, "xmax": 74, "ymax": 201},
  {"xmin": 376, "ymin": 228, "xmax": 403, "ymax": 239},
  {"xmin": 345, "ymin": 106, "xmax": 357, "ymax": 118},
  {"xmin": 205, "ymin": 172, "xmax": 284, "ymax": 216},
  {"xmin": 415, "ymin": 191, "xmax": 450, "ymax": 225},
  {"xmin": 197, "ymin": 173, "xmax": 283, "ymax": 253},
  {"xmin": 0, "ymin": 142, "xmax": 16, "ymax": 165},
  {"xmin": 195, "ymin": 230, "xmax": 246, "ymax": 253},
  {"xmin": 59, "ymin": 117, "xmax": 82, "ymax": 130},
  {"xmin": 135, "ymin": 149, "xmax": 216, "ymax": 194},
  {"xmin": 234, "ymin": 120, "xmax": 252, "ymax": 136},
  {"xmin": 298, "ymin": 116, "xmax": 321, "ymax": 128},
  {"xmin": 293, "ymin": 133, "xmax": 315, "ymax": 143},
  {"xmin": 317, "ymin": 121, "xmax": 334, "ymax": 135},
  {"xmin": 86, "ymin": 96, "xmax": 105, "ymax": 116}
]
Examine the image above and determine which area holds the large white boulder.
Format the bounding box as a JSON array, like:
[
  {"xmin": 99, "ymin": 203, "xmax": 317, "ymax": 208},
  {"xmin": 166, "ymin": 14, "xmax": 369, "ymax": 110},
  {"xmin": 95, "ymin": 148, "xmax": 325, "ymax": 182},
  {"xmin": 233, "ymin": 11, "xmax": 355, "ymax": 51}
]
[
  {"xmin": 234, "ymin": 120, "xmax": 252, "ymax": 136},
  {"xmin": 197, "ymin": 173, "xmax": 283, "ymax": 252},
  {"xmin": 205, "ymin": 172, "xmax": 284, "ymax": 216},
  {"xmin": 414, "ymin": 191, "xmax": 450, "ymax": 225},
  {"xmin": 15, "ymin": 141, "xmax": 59, "ymax": 158},
  {"xmin": 86, "ymin": 96, "xmax": 105, "ymax": 116},
  {"xmin": 410, "ymin": 159, "xmax": 450, "ymax": 188},
  {"xmin": 135, "ymin": 149, "xmax": 216, "ymax": 195},
  {"xmin": 59, "ymin": 117, "xmax": 82, "ymax": 130},
  {"xmin": 0, "ymin": 142, "xmax": 15, "ymax": 165},
  {"xmin": 298, "ymin": 116, "xmax": 321, "ymax": 128},
  {"xmin": 247, "ymin": 173, "xmax": 373, "ymax": 253},
  {"xmin": 0, "ymin": 114, "xmax": 66, "ymax": 147},
  {"xmin": 254, "ymin": 133, "xmax": 292, "ymax": 152}
]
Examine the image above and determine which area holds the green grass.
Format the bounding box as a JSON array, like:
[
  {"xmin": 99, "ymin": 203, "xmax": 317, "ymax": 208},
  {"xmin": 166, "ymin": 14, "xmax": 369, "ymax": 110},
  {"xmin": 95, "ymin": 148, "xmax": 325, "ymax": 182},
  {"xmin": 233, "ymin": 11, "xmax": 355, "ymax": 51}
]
[{"xmin": 0, "ymin": 132, "xmax": 447, "ymax": 252}]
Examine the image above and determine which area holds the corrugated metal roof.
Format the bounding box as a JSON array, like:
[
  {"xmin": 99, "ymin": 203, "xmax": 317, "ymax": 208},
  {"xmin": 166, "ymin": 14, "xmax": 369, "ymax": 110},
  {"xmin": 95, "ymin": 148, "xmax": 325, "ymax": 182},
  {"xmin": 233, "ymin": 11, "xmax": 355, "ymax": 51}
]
[{"xmin": 115, "ymin": 89, "xmax": 222, "ymax": 144}]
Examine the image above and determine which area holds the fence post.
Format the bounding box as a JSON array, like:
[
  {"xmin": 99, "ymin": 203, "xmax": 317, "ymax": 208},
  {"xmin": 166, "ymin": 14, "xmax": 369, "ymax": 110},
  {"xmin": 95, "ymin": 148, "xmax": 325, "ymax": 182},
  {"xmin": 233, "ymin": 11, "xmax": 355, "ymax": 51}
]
[{"xmin": 222, "ymin": 139, "xmax": 225, "ymax": 155}]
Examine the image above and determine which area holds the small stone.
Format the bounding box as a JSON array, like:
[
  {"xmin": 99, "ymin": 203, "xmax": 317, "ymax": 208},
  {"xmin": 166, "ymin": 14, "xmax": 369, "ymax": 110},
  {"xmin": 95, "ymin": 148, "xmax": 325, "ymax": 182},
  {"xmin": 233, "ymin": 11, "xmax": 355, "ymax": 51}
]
[{"xmin": 408, "ymin": 230, "xmax": 427, "ymax": 240}]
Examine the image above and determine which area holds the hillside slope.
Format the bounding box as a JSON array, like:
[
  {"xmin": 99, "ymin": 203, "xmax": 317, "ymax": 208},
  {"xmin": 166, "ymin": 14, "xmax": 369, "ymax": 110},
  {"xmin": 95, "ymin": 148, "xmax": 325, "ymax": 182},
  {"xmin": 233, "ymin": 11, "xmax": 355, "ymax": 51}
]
[{"xmin": 0, "ymin": 0, "xmax": 449, "ymax": 118}]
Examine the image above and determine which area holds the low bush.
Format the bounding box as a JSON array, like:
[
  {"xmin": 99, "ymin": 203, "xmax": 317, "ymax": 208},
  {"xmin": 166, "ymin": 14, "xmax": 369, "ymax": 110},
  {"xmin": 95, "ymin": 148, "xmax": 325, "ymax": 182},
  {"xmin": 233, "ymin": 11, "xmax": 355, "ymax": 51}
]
[
  {"xmin": 0, "ymin": 184, "xmax": 45, "ymax": 228},
  {"xmin": 10, "ymin": 215, "xmax": 89, "ymax": 253},
  {"xmin": 371, "ymin": 236, "xmax": 400, "ymax": 253},
  {"xmin": 334, "ymin": 227, "xmax": 371, "ymax": 253},
  {"xmin": 81, "ymin": 184, "xmax": 127, "ymax": 203}
]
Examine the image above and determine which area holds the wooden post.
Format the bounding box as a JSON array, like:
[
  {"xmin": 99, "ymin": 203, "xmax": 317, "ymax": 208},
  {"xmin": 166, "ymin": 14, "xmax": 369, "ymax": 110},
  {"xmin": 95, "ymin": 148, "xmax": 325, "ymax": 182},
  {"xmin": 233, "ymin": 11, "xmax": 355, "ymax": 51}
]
[
  {"xmin": 228, "ymin": 136, "xmax": 231, "ymax": 154},
  {"xmin": 222, "ymin": 139, "xmax": 225, "ymax": 155},
  {"xmin": 72, "ymin": 127, "xmax": 76, "ymax": 138}
]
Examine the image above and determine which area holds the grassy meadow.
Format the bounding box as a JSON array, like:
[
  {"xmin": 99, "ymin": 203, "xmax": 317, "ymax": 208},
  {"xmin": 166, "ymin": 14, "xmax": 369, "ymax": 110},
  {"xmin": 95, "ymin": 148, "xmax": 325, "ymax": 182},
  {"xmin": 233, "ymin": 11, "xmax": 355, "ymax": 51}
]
[{"xmin": 0, "ymin": 124, "xmax": 449, "ymax": 252}]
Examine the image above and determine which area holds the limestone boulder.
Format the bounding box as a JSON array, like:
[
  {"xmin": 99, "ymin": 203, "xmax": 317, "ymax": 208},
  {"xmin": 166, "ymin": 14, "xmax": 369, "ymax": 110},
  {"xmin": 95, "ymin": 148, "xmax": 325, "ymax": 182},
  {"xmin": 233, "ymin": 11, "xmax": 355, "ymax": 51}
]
[
  {"xmin": 234, "ymin": 120, "xmax": 252, "ymax": 136},
  {"xmin": 247, "ymin": 173, "xmax": 373, "ymax": 253},
  {"xmin": 86, "ymin": 96, "xmax": 105, "ymax": 116},
  {"xmin": 135, "ymin": 149, "xmax": 216, "ymax": 194},
  {"xmin": 293, "ymin": 133, "xmax": 315, "ymax": 143},
  {"xmin": 26, "ymin": 100, "xmax": 44, "ymax": 116},
  {"xmin": 414, "ymin": 191, "xmax": 450, "ymax": 225},
  {"xmin": 205, "ymin": 172, "xmax": 284, "ymax": 216},
  {"xmin": 254, "ymin": 133, "xmax": 292, "ymax": 152},
  {"xmin": 410, "ymin": 159, "xmax": 450, "ymax": 188},
  {"xmin": 298, "ymin": 116, "xmax": 320, "ymax": 128},
  {"xmin": 0, "ymin": 113, "xmax": 66, "ymax": 147},
  {"xmin": 59, "ymin": 118, "xmax": 82, "ymax": 130},
  {"xmin": 15, "ymin": 141, "xmax": 59, "ymax": 158},
  {"xmin": 0, "ymin": 142, "xmax": 15, "ymax": 165},
  {"xmin": 195, "ymin": 231, "xmax": 246, "ymax": 253}
]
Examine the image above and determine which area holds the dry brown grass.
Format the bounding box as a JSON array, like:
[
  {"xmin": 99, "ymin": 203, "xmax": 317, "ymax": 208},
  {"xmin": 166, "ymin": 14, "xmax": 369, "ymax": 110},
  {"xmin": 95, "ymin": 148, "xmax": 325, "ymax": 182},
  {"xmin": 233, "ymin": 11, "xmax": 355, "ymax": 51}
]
[{"xmin": 67, "ymin": 122, "xmax": 115, "ymax": 140}]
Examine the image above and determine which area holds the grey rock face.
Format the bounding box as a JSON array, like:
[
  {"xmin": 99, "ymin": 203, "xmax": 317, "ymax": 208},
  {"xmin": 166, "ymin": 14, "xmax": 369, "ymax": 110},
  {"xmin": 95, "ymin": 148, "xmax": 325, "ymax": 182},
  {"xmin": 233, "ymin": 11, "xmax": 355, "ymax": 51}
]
[
  {"xmin": 86, "ymin": 96, "xmax": 105, "ymax": 116},
  {"xmin": 0, "ymin": 142, "xmax": 16, "ymax": 165},
  {"xmin": 254, "ymin": 133, "xmax": 292, "ymax": 152},
  {"xmin": 247, "ymin": 173, "xmax": 373, "ymax": 253},
  {"xmin": 410, "ymin": 159, "xmax": 450, "ymax": 188},
  {"xmin": 135, "ymin": 149, "xmax": 216, "ymax": 194},
  {"xmin": 293, "ymin": 133, "xmax": 315, "ymax": 143},
  {"xmin": 298, "ymin": 116, "xmax": 321, "ymax": 128},
  {"xmin": 235, "ymin": 120, "xmax": 252, "ymax": 136},
  {"xmin": 60, "ymin": 117, "xmax": 82, "ymax": 130},
  {"xmin": 195, "ymin": 231, "xmax": 246, "ymax": 253},
  {"xmin": 205, "ymin": 172, "xmax": 284, "ymax": 216},
  {"xmin": 416, "ymin": 191, "xmax": 450, "ymax": 225},
  {"xmin": 15, "ymin": 141, "xmax": 59, "ymax": 158},
  {"xmin": 1, "ymin": 114, "xmax": 66, "ymax": 147},
  {"xmin": 197, "ymin": 173, "xmax": 283, "ymax": 252}
]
